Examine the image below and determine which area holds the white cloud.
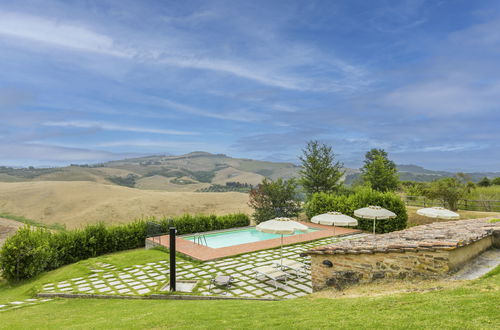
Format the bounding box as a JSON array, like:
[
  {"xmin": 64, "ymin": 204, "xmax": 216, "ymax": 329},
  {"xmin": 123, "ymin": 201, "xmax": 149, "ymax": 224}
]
[
  {"xmin": 382, "ymin": 80, "xmax": 500, "ymax": 115},
  {"xmin": 43, "ymin": 120, "xmax": 197, "ymax": 136},
  {"xmin": 0, "ymin": 143, "xmax": 139, "ymax": 164},
  {"xmin": 0, "ymin": 11, "xmax": 367, "ymax": 92},
  {"xmin": 96, "ymin": 140, "xmax": 209, "ymax": 149},
  {"xmin": 0, "ymin": 11, "xmax": 131, "ymax": 57},
  {"xmin": 157, "ymin": 98, "xmax": 265, "ymax": 122}
]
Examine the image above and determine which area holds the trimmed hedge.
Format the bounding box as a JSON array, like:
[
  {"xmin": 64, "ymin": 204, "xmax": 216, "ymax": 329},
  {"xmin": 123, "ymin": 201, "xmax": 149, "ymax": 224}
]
[
  {"xmin": 305, "ymin": 188, "xmax": 407, "ymax": 233},
  {"xmin": 0, "ymin": 213, "xmax": 249, "ymax": 282},
  {"xmin": 154, "ymin": 213, "xmax": 250, "ymax": 235}
]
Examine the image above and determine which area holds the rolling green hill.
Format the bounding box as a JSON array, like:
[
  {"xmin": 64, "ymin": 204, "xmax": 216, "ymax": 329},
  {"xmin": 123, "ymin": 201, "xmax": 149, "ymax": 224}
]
[
  {"xmin": 1, "ymin": 153, "xmax": 498, "ymax": 192},
  {"xmin": 0, "ymin": 152, "xmax": 302, "ymax": 192}
]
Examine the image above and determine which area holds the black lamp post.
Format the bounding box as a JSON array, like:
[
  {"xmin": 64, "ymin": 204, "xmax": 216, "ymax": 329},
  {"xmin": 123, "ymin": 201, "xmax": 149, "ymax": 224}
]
[{"xmin": 169, "ymin": 227, "xmax": 176, "ymax": 292}]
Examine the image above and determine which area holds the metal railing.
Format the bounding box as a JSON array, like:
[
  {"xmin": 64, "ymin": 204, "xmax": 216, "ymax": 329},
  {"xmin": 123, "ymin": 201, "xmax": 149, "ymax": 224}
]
[
  {"xmin": 404, "ymin": 196, "xmax": 500, "ymax": 212},
  {"xmin": 192, "ymin": 233, "xmax": 208, "ymax": 246}
]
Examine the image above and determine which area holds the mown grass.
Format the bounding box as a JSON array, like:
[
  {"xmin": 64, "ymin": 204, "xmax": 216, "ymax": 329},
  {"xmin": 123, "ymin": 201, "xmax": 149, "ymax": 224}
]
[
  {"xmin": 0, "ymin": 249, "xmax": 168, "ymax": 302},
  {"xmin": 2, "ymin": 270, "xmax": 499, "ymax": 329},
  {"xmin": 0, "ymin": 248, "xmax": 499, "ymax": 329}
]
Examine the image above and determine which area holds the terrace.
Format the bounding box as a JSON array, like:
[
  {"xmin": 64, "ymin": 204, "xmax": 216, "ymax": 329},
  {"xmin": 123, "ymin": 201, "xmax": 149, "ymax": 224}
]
[
  {"xmin": 28, "ymin": 233, "xmax": 366, "ymax": 305},
  {"xmin": 146, "ymin": 222, "xmax": 360, "ymax": 261}
]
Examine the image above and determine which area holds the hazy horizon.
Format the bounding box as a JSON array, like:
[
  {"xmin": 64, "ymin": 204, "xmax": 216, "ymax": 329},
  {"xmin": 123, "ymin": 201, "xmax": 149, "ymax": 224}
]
[{"xmin": 1, "ymin": 1, "xmax": 499, "ymax": 172}]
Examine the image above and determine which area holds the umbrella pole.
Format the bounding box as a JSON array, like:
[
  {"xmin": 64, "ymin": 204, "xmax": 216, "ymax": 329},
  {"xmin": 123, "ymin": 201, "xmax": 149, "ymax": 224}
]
[
  {"xmin": 280, "ymin": 234, "xmax": 283, "ymax": 266},
  {"xmin": 373, "ymin": 218, "xmax": 376, "ymax": 235}
]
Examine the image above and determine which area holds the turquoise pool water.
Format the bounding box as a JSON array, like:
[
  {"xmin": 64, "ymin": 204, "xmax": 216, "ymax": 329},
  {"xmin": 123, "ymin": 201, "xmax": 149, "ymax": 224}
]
[{"xmin": 184, "ymin": 227, "xmax": 320, "ymax": 248}]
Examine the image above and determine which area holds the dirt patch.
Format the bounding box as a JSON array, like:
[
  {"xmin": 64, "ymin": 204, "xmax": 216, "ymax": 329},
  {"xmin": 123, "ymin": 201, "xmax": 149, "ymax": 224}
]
[
  {"xmin": 311, "ymin": 278, "xmax": 465, "ymax": 299},
  {"xmin": 0, "ymin": 217, "xmax": 24, "ymax": 246}
]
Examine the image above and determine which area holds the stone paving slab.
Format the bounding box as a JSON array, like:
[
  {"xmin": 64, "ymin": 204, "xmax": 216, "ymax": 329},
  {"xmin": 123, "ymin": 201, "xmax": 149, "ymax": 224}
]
[{"xmin": 0, "ymin": 298, "xmax": 52, "ymax": 313}]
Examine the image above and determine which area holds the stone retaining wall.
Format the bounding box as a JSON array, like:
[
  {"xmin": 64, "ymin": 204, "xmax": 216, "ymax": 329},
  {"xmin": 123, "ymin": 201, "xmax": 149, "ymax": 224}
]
[{"xmin": 306, "ymin": 218, "xmax": 499, "ymax": 291}]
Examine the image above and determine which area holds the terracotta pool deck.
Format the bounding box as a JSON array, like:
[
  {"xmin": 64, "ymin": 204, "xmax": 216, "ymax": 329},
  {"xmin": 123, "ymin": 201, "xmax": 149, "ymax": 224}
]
[{"xmin": 146, "ymin": 222, "xmax": 361, "ymax": 261}]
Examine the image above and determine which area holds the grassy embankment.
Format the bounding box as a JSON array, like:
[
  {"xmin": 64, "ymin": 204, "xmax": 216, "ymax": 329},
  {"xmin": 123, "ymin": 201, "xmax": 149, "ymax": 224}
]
[{"xmin": 0, "ymin": 248, "xmax": 499, "ymax": 329}]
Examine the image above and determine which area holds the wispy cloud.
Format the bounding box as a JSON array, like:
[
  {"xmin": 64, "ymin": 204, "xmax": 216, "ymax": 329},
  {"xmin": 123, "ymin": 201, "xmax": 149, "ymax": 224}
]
[
  {"xmin": 1, "ymin": 2, "xmax": 499, "ymax": 171},
  {"xmin": 95, "ymin": 139, "xmax": 212, "ymax": 150},
  {"xmin": 382, "ymin": 80, "xmax": 500, "ymax": 115},
  {"xmin": 0, "ymin": 142, "xmax": 141, "ymax": 165},
  {"xmin": 0, "ymin": 10, "xmax": 367, "ymax": 92},
  {"xmin": 43, "ymin": 121, "xmax": 197, "ymax": 136},
  {"xmin": 0, "ymin": 11, "xmax": 130, "ymax": 57}
]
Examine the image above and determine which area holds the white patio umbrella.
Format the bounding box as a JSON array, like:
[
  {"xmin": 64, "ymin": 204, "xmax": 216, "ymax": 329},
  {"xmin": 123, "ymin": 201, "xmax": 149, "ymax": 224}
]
[
  {"xmin": 311, "ymin": 212, "xmax": 358, "ymax": 234},
  {"xmin": 417, "ymin": 207, "xmax": 459, "ymax": 219},
  {"xmin": 354, "ymin": 205, "xmax": 396, "ymax": 235},
  {"xmin": 256, "ymin": 217, "xmax": 308, "ymax": 265}
]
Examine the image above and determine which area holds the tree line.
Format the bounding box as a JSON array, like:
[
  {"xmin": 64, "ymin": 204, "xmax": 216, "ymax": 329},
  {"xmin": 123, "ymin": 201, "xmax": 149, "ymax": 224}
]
[{"xmin": 248, "ymin": 140, "xmax": 480, "ymax": 222}]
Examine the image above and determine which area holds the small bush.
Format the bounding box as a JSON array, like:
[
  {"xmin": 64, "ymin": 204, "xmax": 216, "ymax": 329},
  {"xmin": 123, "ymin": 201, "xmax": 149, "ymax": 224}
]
[
  {"xmin": 0, "ymin": 227, "xmax": 52, "ymax": 281},
  {"xmin": 304, "ymin": 188, "xmax": 407, "ymax": 233}
]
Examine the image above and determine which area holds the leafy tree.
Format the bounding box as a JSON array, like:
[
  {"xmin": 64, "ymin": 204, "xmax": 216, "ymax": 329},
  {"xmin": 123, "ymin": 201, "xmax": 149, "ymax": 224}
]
[
  {"xmin": 400, "ymin": 181, "xmax": 429, "ymax": 196},
  {"xmin": 299, "ymin": 140, "xmax": 344, "ymax": 197},
  {"xmin": 492, "ymin": 177, "xmax": 500, "ymax": 185},
  {"xmin": 360, "ymin": 149, "xmax": 399, "ymax": 192},
  {"xmin": 248, "ymin": 178, "xmax": 301, "ymax": 224},
  {"xmin": 424, "ymin": 176, "xmax": 475, "ymax": 211},
  {"xmin": 477, "ymin": 177, "xmax": 491, "ymax": 187}
]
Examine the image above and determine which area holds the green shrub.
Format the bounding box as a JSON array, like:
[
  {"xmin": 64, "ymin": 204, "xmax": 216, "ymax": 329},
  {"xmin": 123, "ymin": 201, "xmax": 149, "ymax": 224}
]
[
  {"xmin": 155, "ymin": 213, "xmax": 250, "ymax": 234},
  {"xmin": 304, "ymin": 188, "xmax": 407, "ymax": 233},
  {"xmin": 0, "ymin": 227, "xmax": 52, "ymax": 281},
  {"xmin": 0, "ymin": 213, "xmax": 249, "ymax": 282},
  {"xmin": 349, "ymin": 188, "xmax": 407, "ymax": 233},
  {"xmin": 304, "ymin": 193, "xmax": 354, "ymax": 219}
]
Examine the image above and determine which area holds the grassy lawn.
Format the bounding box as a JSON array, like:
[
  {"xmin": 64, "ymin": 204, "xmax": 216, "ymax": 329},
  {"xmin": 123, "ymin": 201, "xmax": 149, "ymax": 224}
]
[
  {"xmin": 0, "ymin": 267, "xmax": 498, "ymax": 329},
  {"xmin": 0, "ymin": 249, "xmax": 169, "ymax": 302},
  {"xmin": 0, "ymin": 247, "xmax": 499, "ymax": 329}
]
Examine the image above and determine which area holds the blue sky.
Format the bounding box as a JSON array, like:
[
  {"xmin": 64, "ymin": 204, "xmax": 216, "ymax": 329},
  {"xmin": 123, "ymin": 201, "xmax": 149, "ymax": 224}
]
[{"xmin": 0, "ymin": 0, "xmax": 499, "ymax": 171}]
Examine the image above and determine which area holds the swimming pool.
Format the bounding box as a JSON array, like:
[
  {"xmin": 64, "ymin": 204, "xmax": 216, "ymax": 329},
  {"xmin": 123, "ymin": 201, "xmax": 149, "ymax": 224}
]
[{"xmin": 184, "ymin": 227, "xmax": 320, "ymax": 249}]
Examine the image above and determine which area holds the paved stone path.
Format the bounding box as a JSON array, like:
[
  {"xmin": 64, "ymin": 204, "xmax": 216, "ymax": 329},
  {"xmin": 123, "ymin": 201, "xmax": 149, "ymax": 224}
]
[
  {"xmin": 40, "ymin": 234, "xmax": 367, "ymax": 299},
  {"xmin": 0, "ymin": 298, "xmax": 53, "ymax": 312}
]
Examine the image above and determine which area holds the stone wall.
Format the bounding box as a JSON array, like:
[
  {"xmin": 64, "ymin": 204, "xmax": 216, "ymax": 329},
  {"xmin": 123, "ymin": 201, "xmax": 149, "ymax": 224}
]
[
  {"xmin": 310, "ymin": 249, "xmax": 451, "ymax": 291},
  {"xmin": 307, "ymin": 218, "xmax": 499, "ymax": 291}
]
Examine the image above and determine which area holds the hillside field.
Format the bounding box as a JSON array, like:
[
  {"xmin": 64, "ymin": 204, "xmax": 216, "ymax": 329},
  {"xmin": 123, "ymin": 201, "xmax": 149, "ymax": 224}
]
[{"xmin": 0, "ymin": 181, "xmax": 251, "ymax": 229}]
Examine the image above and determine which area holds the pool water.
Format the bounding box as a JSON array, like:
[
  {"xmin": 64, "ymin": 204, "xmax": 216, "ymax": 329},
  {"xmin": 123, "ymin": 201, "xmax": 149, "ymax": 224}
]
[{"xmin": 184, "ymin": 227, "xmax": 320, "ymax": 248}]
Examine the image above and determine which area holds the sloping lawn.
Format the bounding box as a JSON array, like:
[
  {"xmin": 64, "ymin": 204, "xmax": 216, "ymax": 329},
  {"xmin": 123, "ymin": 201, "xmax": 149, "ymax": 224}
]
[
  {"xmin": 1, "ymin": 249, "xmax": 499, "ymax": 329},
  {"xmin": 0, "ymin": 255, "xmax": 500, "ymax": 329},
  {"xmin": 1, "ymin": 274, "xmax": 499, "ymax": 329}
]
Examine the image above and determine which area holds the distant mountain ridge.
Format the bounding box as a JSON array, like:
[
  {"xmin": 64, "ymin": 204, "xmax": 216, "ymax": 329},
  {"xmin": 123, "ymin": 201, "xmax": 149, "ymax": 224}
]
[{"xmin": 1, "ymin": 152, "xmax": 498, "ymax": 191}]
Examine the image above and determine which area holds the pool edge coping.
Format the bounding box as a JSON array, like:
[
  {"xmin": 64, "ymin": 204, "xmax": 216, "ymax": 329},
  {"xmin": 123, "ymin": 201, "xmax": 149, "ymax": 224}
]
[{"xmin": 146, "ymin": 222, "xmax": 361, "ymax": 262}]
